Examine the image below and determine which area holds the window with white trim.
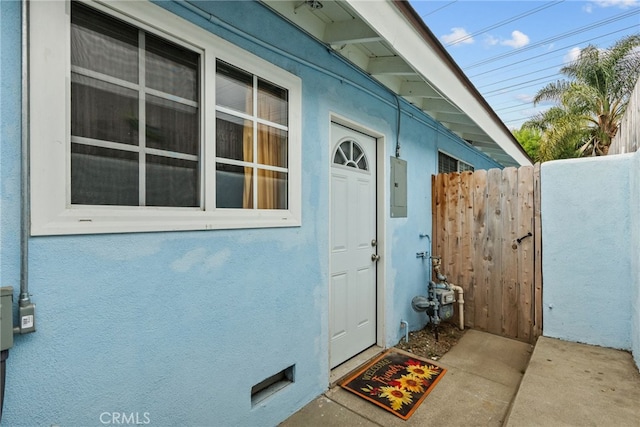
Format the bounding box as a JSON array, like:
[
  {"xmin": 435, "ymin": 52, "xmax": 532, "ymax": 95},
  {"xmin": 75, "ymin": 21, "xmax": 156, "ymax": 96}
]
[
  {"xmin": 30, "ymin": 0, "xmax": 301, "ymax": 235},
  {"xmin": 438, "ymin": 152, "xmax": 474, "ymax": 174},
  {"xmin": 215, "ymin": 61, "xmax": 289, "ymax": 210},
  {"xmin": 71, "ymin": 2, "xmax": 201, "ymax": 207}
]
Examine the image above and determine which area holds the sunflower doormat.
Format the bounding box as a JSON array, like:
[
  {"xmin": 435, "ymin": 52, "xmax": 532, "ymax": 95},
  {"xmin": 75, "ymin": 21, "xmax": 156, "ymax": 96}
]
[{"xmin": 339, "ymin": 350, "xmax": 446, "ymax": 420}]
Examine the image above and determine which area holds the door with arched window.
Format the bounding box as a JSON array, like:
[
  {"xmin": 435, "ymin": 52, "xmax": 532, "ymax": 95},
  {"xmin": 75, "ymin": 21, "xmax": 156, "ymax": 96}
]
[{"xmin": 329, "ymin": 122, "xmax": 378, "ymax": 368}]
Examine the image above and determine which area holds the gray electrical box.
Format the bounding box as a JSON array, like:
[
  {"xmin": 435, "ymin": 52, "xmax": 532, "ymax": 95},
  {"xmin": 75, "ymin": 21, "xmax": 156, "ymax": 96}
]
[
  {"xmin": 1, "ymin": 287, "xmax": 14, "ymax": 351},
  {"xmin": 390, "ymin": 156, "xmax": 407, "ymax": 218}
]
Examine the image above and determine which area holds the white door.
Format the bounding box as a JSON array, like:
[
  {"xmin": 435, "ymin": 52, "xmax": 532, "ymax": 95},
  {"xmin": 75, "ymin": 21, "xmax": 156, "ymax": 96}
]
[{"xmin": 330, "ymin": 122, "xmax": 378, "ymax": 368}]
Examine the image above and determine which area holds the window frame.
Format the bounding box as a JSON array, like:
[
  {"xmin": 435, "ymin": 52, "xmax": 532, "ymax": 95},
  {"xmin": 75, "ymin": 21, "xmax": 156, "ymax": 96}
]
[
  {"xmin": 30, "ymin": 0, "xmax": 302, "ymax": 235},
  {"xmin": 437, "ymin": 151, "xmax": 474, "ymax": 174}
]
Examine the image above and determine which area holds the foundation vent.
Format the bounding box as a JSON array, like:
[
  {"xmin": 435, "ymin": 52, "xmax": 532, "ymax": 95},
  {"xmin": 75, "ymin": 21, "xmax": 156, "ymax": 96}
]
[{"xmin": 251, "ymin": 365, "xmax": 295, "ymax": 406}]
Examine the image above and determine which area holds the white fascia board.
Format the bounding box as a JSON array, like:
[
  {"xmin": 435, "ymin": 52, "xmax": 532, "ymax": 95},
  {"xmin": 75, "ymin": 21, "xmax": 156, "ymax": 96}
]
[{"xmin": 346, "ymin": 0, "xmax": 532, "ymax": 166}]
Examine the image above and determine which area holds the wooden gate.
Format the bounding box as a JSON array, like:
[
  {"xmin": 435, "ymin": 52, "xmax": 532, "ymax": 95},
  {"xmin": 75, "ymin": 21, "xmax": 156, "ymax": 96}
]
[{"xmin": 431, "ymin": 165, "xmax": 542, "ymax": 343}]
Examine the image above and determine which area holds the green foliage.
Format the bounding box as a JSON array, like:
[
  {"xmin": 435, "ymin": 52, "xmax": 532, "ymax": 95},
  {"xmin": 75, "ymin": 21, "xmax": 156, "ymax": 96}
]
[
  {"xmin": 523, "ymin": 34, "xmax": 640, "ymax": 161},
  {"xmin": 512, "ymin": 127, "xmax": 541, "ymax": 162}
]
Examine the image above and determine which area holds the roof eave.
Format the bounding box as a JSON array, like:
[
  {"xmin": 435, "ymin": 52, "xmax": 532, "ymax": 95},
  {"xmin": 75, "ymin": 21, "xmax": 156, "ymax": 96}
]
[{"xmin": 349, "ymin": 0, "xmax": 532, "ymax": 166}]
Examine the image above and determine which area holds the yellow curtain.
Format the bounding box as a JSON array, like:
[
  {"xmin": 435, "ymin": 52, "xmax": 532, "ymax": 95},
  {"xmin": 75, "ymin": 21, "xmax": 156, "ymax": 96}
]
[
  {"xmin": 242, "ymin": 87, "xmax": 285, "ymax": 209},
  {"xmin": 258, "ymin": 93, "xmax": 285, "ymax": 209},
  {"xmin": 242, "ymin": 87, "xmax": 253, "ymax": 209},
  {"xmin": 242, "ymin": 123, "xmax": 253, "ymax": 209},
  {"xmin": 258, "ymin": 126, "xmax": 279, "ymax": 209}
]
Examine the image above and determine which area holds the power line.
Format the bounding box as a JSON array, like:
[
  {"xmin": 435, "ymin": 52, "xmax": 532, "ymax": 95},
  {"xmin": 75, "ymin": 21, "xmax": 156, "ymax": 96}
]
[
  {"xmin": 469, "ymin": 26, "xmax": 635, "ymax": 89},
  {"xmin": 494, "ymin": 102, "xmax": 535, "ymax": 113},
  {"xmin": 482, "ymin": 74, "xmax": 560, "ymax": 95},
  {"xmin": 467, "ymin": 28, "xmax": 637, "ymax": 107},
  {"xmin": 503, "ymin": 114, "xmax": 540, "ymax": 126},
  {"xmin": 464, "ymin": 8, "xmax": 640, "ymax": 69},
  {"xmin": 469, "ymin": 24, "xmax": 639, "ymax": 78},
  {"xmin": 478, "ymin": 71, "xmax": 560, "ymax": 90},
  {"xmin": 415, "ymin": 1, "xmax": 640, "ymax": 129},
  {"xmin": 489, "ymin": 98, "xmax": 531, "ymax": 109},
  {"xmin": 420, "ymin": 1, "xmax": 458, "ymax": 17},
  {"xmin": 446, "ymin": 1, "xmax": 565, "ymax": 46},
  {"xmin": 483, "ymin": 77, "xmax": 561, "ymax": 98}
]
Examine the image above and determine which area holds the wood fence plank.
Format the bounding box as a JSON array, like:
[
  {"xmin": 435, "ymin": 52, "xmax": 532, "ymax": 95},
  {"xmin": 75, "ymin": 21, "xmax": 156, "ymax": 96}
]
[
  {"xmin": 472, "ymin": 170, "xmax": 488, "ymax": 331},
  {"xmin": 460, "ymin": 171, "xmax": 475, "ymax": 328},
  {"xmin": 517, "ymin": 166, "xmax": 534, "ymax": 342},
  {"xmin": 533, "ymin": 163, "xmax": 543, "ymax": 339},
  {"xmin": 486, "ymin": 168, "xmax": 503, "ymax": 335},
  {"xmin": 431, "ymin": 174, "xmax": 437, "ymax": 262},
  {"xmin": 454, "ymin": 173, "xmax": 465, "ymax": 288},
  {"xmin": 434, "ymin": 174, "xmax": 447, "ymax": 267},
  {"xmin": 501, "ymin": 167, "xmax": 519, "ymax": 338},
  {"xmin": 444, "ymin": 173, "xmax": 461, "ymax": 283}
]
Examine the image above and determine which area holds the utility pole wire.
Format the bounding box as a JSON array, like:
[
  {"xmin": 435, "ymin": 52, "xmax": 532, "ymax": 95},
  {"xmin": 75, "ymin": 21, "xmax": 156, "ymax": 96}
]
[
  {"xmin": 463, "ymin": 8, "xmax": 640, "ymax": 69},
  {"xmin": 420, "ymin": 0, "xmax": 458, "ymax": 18},
  {"xmin": 469, "ymin": 24, "xmax": 639, "ymax": 77},
  {"xmin": 468, "ymin": 25, "xmax": 637, "ymax": 80},
  {"xmin": 476, "ymin": 26, "xmax": 638, "ymax": 90},
  {"xmin": 445, "ymin": 1, "xmax": 565, "ymax": 46},
  {"xmin": 484, "ymin": 77, "xmax": 561, "ymax": 98}
]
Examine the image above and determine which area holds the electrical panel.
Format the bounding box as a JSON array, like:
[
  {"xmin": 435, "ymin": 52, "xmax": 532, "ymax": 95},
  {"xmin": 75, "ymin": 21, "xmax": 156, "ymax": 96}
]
[
  {"xmin": 390, "ymin": 156, "xmax": 407, "ymax": 218},
  {"xmin": 1, "ymin": 287, "xmax": 13, "ymax": 351}
]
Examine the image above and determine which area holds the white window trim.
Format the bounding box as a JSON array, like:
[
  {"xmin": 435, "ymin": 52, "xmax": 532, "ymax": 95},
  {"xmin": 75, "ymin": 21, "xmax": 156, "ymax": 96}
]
[{"xmin": 30, "ymin": 0, "xmax": 302, "ymax": 235}]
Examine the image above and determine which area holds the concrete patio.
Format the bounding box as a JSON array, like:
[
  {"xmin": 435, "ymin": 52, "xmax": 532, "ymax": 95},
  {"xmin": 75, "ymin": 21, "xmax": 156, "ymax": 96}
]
[{"xmin": 280, "ymin": 330, "xmax": 640, "ymax": 426}]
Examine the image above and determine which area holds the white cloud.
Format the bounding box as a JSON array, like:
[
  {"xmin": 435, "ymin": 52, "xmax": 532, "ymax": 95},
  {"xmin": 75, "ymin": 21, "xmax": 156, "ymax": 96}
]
[
  {"xmin": 516, "ymin": 94, "xmax": 534, "ymax": 103},
  {"xmin": 484, "ymin": 35, "xmax": 499, "ymax": 46},
  {"xmin": 591, "ymin": 0, "xmax": 639, "ymax": 9},
  {"xmin": 564, "ymin": 47, "xmax": 582, "ymax": 64},
  {"xmin": 441, "ymin": 27, "xmax": 474, "ymax": 45},
  {"xmin": 501, "ymin": 30, "xmax": 530, "ymax": 48}
]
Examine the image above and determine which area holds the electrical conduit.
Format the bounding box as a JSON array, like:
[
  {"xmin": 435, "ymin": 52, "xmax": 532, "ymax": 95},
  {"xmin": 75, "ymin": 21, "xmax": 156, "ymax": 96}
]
[{"xmin": 400, "ymin": 320, "xmax": 409, "ymax": 343}]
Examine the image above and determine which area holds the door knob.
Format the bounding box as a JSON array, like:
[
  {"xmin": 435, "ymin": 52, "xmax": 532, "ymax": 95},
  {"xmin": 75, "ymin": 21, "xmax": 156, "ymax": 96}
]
[{"xmin": 371, "ymin": 253, "xmax": 381, "ymax": 262}]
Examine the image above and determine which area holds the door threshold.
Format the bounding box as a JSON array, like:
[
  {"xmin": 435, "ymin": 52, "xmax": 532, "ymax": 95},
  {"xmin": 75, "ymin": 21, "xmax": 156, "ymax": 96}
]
[{"xmin": 329, "ymin": 345, "xmax": 385, "ymax": 388}]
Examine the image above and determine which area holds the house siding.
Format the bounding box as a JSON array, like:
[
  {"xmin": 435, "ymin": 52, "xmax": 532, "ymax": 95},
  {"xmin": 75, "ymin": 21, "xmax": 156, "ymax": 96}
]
[{"xmin": 0, "ymin": 1, "xmax": 502, "ymax": 425}]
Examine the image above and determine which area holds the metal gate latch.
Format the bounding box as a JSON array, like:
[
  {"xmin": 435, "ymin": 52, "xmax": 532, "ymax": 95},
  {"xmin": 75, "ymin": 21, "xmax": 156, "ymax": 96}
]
[{"xmin": 516, "ymin": 232, "xmax": 532, "ymax": 244}]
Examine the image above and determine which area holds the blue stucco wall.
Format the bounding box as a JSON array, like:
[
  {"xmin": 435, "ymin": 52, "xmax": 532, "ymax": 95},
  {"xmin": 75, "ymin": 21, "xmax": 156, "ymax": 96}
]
[
  {"xmin": 1, "ymin": 0, "xmax": 22, "ymax": 299},
  {"xmin": 0, "ymin": 1, "xmax": 502, "ymax": 425},
  {"xmin": 632, "ymin": 152, "xmax": 640, "ymax": 369},
  {"xmin": 542, "ymin": 155, "xmax": 633, "ymax": 351}
]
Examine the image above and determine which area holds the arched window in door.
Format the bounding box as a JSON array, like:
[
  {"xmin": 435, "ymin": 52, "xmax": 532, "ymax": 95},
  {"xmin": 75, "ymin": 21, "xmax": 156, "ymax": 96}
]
[{"xmin": 333, "ymin": 140, "xmax": 369, "ymax": 170}]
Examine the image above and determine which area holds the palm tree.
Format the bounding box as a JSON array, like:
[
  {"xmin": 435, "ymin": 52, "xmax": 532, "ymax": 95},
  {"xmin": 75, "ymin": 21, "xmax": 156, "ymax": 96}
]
[{"xmin": 524, "ymin": 34, "xmax": 640, "ymax": 160}]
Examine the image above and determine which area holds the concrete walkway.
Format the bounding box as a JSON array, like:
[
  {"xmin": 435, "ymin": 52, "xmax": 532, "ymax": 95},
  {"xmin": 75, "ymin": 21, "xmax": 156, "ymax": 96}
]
[
  {"xmin": 281, "ymin": 330, "xmax": 533, "ymax": 426},
  {"xmin": 281, "ymin": 331, "xmax": 640, "ymax": 427},
  {"xmin": 505, "ymin": 336, "xmax": 640, "ymax": 426}
]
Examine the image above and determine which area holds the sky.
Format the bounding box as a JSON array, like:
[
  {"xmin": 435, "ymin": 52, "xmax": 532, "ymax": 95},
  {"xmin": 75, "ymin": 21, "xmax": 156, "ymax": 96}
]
[{"xmin": 408, "ymin": 0, "xmax": 640, "ymax": 129}]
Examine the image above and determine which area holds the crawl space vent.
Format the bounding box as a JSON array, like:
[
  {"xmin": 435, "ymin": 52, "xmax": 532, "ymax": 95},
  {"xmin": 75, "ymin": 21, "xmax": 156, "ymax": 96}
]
[{"xmin": 251, "ymin": 365, "xmax": 295, "ymax": 406}]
